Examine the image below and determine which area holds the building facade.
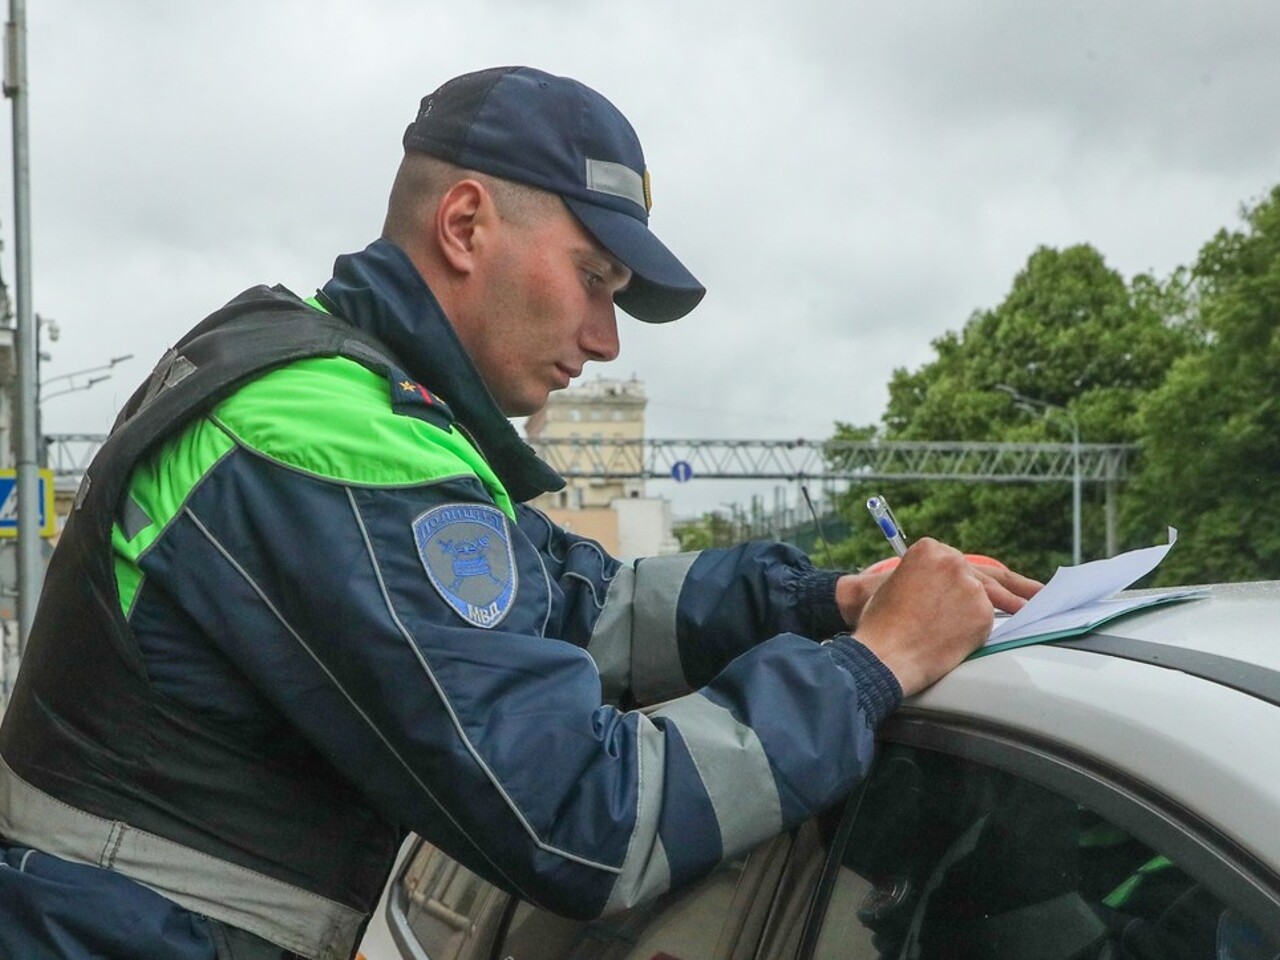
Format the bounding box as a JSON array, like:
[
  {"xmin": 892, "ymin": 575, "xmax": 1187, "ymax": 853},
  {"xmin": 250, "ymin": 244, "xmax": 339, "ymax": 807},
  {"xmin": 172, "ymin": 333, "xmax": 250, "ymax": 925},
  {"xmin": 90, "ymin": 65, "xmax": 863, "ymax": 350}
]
[{"xmin": 524, "ymin": 377, "xmax": 678, "ymax": 559}]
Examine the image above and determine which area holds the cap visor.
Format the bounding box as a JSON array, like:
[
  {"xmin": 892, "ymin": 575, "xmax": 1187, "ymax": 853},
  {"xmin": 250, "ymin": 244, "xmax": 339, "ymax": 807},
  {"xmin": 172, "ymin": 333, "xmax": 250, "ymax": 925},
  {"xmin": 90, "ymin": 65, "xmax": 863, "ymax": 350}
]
[{"xmin": 563, "ymin": 197, "xmax": 705, "ymax": 323}]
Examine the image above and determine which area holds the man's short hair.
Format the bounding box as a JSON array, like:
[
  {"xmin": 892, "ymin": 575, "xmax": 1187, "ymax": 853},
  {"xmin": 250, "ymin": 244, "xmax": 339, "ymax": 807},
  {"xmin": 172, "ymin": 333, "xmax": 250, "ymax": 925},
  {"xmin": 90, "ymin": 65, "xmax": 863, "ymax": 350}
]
[
  {"xmin": 382, "ymin": 152, "xmax": 558, "ymax": 242},
  {"xmin": 376, "ymin": 152, "xmax": 563, "ymax": 244}
]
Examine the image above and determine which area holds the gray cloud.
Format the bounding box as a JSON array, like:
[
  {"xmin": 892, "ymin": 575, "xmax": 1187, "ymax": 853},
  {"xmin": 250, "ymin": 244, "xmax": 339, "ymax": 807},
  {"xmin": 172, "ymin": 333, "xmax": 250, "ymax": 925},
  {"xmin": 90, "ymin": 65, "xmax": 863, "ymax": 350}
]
[{"xmin": 6, "ymin": 0, "xmax": 1279, "ymax": 517}]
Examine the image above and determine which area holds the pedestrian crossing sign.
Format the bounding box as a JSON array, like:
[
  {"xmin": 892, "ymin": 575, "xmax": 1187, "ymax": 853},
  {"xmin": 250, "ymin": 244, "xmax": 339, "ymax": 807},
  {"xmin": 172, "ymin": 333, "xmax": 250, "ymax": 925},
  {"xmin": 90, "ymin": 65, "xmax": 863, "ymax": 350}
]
[{"xmin": 0, "ymin": 468, "xmax": 57, "ymax": 538}]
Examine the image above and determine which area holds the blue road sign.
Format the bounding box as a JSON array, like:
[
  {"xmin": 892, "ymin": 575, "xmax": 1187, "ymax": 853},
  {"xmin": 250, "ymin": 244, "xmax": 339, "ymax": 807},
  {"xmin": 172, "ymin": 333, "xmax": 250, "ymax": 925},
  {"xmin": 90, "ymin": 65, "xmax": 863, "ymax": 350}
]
[
  {"xmin": 0, "ymin": 469, "xmax": 57, "ymax": 537},
  {"xmin": 670, "ymin": 460, "xmax": 694, "ymax": 483}
]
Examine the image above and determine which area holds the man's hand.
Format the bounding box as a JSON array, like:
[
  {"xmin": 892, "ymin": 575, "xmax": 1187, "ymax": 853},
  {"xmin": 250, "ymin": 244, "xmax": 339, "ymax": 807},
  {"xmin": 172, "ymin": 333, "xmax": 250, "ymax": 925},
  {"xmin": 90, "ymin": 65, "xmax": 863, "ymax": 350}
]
[
  {"xmin": 846, "ymin": 539, "xmax": 1039, "ymax": 696},
  {"xmin": 970, "ymin": 560, "xmax": 1043, "ymax": 613},
  {"xmin": 835, "ymin": 553, "xmax": 1041, "ymax": 626}
]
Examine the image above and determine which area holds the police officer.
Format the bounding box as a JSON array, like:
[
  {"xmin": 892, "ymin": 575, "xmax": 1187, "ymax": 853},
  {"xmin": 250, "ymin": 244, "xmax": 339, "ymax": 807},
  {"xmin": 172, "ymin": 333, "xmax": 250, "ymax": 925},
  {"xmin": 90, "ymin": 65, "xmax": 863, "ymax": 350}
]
[{"xmin": 0, "ymin": 66, "xmax": 1038, "ymax": 959}]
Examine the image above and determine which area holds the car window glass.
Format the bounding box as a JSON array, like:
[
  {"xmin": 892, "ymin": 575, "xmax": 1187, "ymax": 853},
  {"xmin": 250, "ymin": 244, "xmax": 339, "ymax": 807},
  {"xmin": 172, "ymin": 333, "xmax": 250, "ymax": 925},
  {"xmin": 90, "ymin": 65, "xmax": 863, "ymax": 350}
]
[
  {"xmin": 396, "ymin": 841, "xmax": 511, "ymax": 960},
  {"xmin": 811, "ymin": 743, "xmax": 1280, "ymax": 960},
  {"xmin": 750, "ymin": 815, "xmax": 845, "ymax": 960},
  {"xmin": 498, "ymin": 833, "xmax": 796, "ymax": 960}
]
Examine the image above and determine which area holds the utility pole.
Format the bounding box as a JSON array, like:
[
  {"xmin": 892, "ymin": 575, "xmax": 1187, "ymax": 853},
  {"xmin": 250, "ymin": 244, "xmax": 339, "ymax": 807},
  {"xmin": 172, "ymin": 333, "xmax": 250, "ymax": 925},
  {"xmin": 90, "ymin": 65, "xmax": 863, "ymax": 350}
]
[
  {"xmin": 995, "ymin": 384, "xmax": 1083, "ymax": 565},
  {"xmin": 5, "ymin": 0, "xmax": 41, "ymax": 648}
]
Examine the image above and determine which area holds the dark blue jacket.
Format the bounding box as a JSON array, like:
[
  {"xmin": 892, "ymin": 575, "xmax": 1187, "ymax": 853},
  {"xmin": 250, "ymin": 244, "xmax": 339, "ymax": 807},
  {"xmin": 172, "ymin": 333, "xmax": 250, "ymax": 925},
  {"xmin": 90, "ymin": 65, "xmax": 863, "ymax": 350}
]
[{"xmin": 0, "ymin": 240, "xmax": 900, "ymax": 960}]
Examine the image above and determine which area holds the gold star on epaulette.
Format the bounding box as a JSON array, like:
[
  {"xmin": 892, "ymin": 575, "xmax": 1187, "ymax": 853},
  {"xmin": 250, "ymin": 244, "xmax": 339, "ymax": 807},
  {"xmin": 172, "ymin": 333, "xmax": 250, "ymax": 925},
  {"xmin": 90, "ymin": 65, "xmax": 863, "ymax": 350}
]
[{"xmin": 399, "ymin": 379, "xmax": 417, "ymax": 393}]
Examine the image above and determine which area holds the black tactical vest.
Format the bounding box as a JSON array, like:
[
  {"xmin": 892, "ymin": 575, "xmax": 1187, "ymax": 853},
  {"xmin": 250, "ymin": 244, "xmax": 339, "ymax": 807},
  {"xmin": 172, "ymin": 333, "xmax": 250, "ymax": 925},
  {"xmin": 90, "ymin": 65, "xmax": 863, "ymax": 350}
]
[{"xmin": 0, "ymin": 286, "xmax": 418, "ymax": 958}]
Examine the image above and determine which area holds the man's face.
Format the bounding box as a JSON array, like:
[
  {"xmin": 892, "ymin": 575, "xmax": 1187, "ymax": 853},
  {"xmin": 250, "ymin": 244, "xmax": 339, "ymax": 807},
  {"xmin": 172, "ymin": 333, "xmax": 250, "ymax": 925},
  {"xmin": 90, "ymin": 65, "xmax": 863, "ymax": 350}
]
[{"xmin": 456, "ymin": 198, "xmax": 630, "ymax": 417}]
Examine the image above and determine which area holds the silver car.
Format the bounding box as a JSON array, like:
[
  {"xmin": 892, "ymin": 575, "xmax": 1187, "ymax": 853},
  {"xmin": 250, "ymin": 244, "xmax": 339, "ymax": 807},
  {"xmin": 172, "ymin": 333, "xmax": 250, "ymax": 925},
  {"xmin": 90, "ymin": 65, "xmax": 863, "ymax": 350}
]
[{"xmin": 360, "ymin": 581, "xmax": 1280, "ymax": 960}]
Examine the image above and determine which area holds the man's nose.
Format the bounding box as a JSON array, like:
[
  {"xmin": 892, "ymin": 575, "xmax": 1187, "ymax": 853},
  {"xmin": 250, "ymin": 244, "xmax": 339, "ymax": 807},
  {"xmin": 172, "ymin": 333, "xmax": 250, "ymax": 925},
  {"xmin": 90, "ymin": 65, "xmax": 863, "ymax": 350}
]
[{"xmin": 582, "ymin": 303, "xmax": 620, "ymax": 362}]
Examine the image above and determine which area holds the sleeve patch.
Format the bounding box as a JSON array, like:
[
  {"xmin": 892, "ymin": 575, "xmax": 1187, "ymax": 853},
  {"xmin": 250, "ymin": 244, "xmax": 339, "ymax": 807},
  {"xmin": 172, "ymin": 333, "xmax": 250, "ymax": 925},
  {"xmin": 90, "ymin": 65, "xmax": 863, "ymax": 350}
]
[{"xmin": 413, "ymin": 503, "xmax": 518, "ymax": 629}]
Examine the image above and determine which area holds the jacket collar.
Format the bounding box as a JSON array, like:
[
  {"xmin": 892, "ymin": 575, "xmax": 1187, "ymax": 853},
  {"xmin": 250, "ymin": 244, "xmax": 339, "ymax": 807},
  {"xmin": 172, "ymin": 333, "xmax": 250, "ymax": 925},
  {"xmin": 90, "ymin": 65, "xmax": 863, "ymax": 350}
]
[{"xmin": 318, "ymin": 238, "xmax": 563, "ymax": 502}]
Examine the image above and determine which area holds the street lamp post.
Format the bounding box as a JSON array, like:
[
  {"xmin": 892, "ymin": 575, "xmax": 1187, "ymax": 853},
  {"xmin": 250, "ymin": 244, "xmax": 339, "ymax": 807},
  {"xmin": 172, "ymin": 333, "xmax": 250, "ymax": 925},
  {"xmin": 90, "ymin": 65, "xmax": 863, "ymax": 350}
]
[
  {"xmin": 1068, "ymin": 417, "xmax": 1082, "ymax": 566},
  {"xmin": 995, "ymin": 385, "xmax": 1082, "ymax": 565},
  {"xmin": 6, "ymin": 0, "xmax": 40, "ymax": 648}
]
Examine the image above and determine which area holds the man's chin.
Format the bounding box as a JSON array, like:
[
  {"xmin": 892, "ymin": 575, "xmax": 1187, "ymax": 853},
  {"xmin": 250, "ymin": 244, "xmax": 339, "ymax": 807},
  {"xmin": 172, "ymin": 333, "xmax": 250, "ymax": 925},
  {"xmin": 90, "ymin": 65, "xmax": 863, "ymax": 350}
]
[{"xmin": 501, "ymin": 391, "xmax": 552, "ymax": 419}]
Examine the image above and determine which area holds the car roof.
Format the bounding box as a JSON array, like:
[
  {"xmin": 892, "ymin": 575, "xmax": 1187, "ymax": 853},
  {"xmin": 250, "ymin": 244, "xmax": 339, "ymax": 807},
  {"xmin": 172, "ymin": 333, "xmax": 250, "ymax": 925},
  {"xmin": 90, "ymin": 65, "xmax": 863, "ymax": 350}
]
[
  {"xmin": 901, "ymin": 580, "xmax": 1280, "ymax": 878},
  {"xmin": 1094, "ymin": 579, "xmax": 1280, "ymax": 672}
]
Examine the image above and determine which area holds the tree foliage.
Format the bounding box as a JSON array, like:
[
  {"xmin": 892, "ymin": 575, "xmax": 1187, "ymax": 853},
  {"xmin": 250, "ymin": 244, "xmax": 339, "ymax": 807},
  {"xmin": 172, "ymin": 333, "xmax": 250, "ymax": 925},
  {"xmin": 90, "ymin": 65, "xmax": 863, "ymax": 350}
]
[
  {"xmin": 674, "ymin": 512, "xmax": 740, "ymax": 551},
  {"xmin": 1130, "ymin": 186, "xmax": 1280, "ymax": 584},
  {"xmin": 827, "ymin": 244, "xmax": 1199, "ymax": 581}
]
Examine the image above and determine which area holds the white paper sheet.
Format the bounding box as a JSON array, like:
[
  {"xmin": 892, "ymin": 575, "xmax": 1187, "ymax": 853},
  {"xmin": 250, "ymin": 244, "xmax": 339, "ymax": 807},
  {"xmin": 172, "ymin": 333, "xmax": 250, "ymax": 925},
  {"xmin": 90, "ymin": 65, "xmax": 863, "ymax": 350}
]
[{"xmin": 983, "ymin": 527, "xmax": 1205, "ymax": 650}]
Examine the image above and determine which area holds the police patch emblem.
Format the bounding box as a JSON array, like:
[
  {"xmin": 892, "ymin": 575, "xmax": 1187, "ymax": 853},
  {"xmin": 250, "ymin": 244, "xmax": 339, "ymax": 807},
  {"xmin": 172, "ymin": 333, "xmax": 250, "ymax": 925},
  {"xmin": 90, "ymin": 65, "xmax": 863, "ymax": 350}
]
[{"xmin": 413, "ymin": 503, "xmax": 517, "ymax": 629}]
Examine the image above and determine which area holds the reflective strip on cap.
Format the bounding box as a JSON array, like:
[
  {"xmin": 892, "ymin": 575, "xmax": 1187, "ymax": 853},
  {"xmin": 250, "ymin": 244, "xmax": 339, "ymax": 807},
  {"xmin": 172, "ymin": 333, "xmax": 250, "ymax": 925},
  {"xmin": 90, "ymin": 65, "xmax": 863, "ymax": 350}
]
[{"xmin": 585, "ymin": 158, "xmax": 648, "ymax": 210}]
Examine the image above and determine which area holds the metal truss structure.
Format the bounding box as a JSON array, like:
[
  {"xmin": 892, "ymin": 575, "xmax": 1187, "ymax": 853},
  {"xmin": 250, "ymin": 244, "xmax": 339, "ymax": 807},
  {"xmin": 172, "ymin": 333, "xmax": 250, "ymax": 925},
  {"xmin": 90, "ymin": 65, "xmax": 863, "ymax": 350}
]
[
  {"xmin": 44, "ymin": 434, "xmax": 107, "ymax": 488},
  {"xmin": 528, "ymin": 437, "xmax": 1135, "ymax": 484},
  {"xmin": 44, "ymin": 434, "xmax": 1137, "ymax": 555},
  {"xmin": 45, "ymin": 435, "xmax": 1135, "ymax": 485}
]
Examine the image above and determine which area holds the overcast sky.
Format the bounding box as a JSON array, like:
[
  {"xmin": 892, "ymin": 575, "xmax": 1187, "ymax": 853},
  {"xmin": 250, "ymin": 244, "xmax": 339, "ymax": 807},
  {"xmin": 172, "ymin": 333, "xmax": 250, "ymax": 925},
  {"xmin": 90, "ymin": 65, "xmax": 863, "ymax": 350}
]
[{"xmin": 4, "ymin": 1, "xmax": 1279, "ymax": 517}]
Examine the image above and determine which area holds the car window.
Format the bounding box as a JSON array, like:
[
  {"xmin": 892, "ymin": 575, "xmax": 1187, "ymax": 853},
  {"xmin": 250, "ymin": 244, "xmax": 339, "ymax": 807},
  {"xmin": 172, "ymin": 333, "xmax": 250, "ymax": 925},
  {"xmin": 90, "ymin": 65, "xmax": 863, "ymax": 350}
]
[
  {"xmin": 389, "ymin": 840, "xmax": 511, "ymax": 960},
  {"xmin": 386, "ymin": 828, "xmax": 816, "ymax": 960},
  {"xmin": 810, "ymin": 743, "xmax": 1280, "ymax": 960},
  {"xmin": 497, "ymin": 832, "xmax": 797, "ymax": 960}
]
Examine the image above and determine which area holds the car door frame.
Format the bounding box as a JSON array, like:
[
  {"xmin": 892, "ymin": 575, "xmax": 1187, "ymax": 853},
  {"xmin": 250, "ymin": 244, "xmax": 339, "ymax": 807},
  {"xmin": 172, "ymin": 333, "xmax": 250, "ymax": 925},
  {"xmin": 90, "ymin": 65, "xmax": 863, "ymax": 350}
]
[{"xmin": 796, "ymin": 711, "xmax": 1280, "ymax": 959}]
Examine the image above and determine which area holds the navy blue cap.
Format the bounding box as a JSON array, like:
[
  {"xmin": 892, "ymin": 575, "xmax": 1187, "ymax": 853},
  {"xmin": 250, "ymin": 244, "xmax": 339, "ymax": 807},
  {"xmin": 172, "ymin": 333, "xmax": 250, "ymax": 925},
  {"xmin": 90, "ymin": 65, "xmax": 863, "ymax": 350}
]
[{"xmin": 403, "ymin": 66, "xmax": 705, "ymax": 323}]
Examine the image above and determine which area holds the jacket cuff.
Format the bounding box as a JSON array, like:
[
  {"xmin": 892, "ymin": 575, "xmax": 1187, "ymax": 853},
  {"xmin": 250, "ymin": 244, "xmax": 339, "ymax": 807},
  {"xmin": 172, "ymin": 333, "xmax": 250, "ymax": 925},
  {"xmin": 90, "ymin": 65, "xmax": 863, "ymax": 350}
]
[
  {"xmin": 795, "ymin": 569, "xmax": 847, "ymax": 638},
  {"xmin": 825, "ymin": 635, "xmax": 903, "ymax": 727}
]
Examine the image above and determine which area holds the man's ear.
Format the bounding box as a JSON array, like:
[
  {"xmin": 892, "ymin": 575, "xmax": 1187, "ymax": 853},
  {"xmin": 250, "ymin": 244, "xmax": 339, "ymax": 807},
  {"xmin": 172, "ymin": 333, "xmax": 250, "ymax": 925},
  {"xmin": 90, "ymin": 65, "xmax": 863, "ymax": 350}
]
[{"xmin": 435, "ymin": 179, "xmax": 492, "ymax": 276}]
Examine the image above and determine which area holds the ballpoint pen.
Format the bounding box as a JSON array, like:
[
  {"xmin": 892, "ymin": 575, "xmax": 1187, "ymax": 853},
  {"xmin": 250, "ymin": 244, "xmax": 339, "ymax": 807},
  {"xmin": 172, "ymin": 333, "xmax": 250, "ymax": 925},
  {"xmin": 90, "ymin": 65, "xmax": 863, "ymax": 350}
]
[{"xmin": 866, "ymin": 495, "xmax": 909, "ymax": 557}]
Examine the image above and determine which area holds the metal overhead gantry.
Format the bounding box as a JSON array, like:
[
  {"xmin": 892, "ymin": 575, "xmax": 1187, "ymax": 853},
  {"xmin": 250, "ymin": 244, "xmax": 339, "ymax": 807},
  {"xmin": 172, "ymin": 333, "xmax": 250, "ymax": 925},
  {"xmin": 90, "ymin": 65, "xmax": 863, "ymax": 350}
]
[
  {"xmin": 532, "ymin": 437, "xmax": 1133, "ymax": 558},
  {"xmin": 46, "ymin": 436, "xmax": 1134, "ymax": 483},
  {"xmin": 540, "ymin": 437, "xmax": 1132, "ymax": 551},
  {"xmin": 46, "ymin": 435, "xmax": 1136, "ymax": 555},
  {"xmin": 44, "ymin": 433, "xmax": 106, "ymax": 483},
  {"xmin": 543, "ymin": 437, "xmax": 1128, "ymax": 485}
]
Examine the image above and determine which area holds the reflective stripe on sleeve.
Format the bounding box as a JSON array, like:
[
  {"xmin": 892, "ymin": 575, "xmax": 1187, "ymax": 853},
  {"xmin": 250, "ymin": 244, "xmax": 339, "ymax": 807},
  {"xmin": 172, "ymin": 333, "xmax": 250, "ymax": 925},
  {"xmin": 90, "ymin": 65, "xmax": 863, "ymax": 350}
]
[
  {"xmin": 603, "ymin": 711, "xmax": 671, "ymax": 913},
  {"xmin": 587, "ymin": 562, "xmax": 636, "ymax": 704},
  {"xmin": 631, "ymin": 552, "xmax": 700, "ymax": 704},
  {"xmin": 647, "ymin": 693, "xmax": 783, "ymax": 859}
]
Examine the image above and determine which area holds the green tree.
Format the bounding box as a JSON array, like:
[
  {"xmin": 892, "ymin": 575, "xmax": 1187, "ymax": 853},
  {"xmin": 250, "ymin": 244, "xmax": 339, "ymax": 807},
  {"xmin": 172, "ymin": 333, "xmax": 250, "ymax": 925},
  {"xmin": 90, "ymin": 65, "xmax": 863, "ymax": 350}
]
[
  {"xmin": 1131, "ymin": 187, "xmax": 1280, "ymax": 584},
  {"xmin": 674, "ymin": 511, "xmax": 741, "ymax": 551},
  {"xmin": 828, "ymin": 245, "xmax": 1196, "ymax": 580}
]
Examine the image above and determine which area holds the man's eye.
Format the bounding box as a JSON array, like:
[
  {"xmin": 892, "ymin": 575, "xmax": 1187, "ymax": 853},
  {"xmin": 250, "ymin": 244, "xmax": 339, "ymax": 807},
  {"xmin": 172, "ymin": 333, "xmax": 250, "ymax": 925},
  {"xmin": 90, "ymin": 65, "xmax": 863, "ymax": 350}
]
[{"xmin": 583, "ymin": 270, "xmax": 604, "ymax": 288}]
